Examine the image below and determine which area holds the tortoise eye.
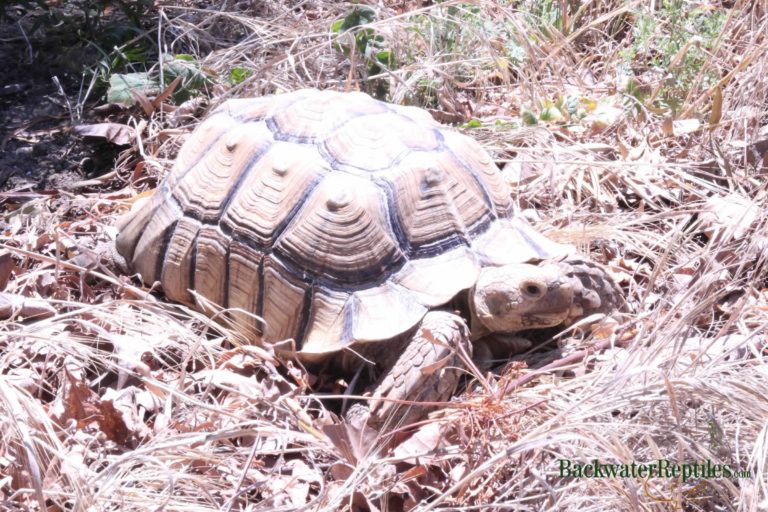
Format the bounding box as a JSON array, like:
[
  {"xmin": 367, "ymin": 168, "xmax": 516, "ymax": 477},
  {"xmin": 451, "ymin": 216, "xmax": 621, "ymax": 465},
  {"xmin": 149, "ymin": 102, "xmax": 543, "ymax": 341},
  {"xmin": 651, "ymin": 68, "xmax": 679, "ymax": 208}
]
[{"xmin": 522, "ymin": 280, "xmax": 546, "ymax": 298}]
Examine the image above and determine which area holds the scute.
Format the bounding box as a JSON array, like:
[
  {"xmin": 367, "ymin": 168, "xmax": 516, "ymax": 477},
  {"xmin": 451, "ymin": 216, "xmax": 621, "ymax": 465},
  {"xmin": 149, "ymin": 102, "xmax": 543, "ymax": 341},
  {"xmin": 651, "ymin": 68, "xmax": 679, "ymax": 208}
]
[
  {"xmin": 226, "ymin": 241, "xmax": 263, "ymax": 334},
  {"xmin": 270, "ymin": 90, "xmax": 388, "ymax": 141},
  {"xmin": 193, "ymin": 226, "xmax": 230, "ymax": 313},
  {"xmin": 441, "ymin": 130, "xmax": 512, "ymax": 216},
  {"xmin": 120, "ymin": 192, "xmax": 182, "ymax": 284},
  {"xmin": 274, "ymin": 172, "xmax": 405, "ymax": 284},
  {"xmin": 174, "ymin": 122, "xmax": 274, "ymax": 223},
  {"xmin": 301, "ymin": 282, "xmax": 427, "ymax": 356},
  {"xmin": 393, "ymin": 246, "xmax": 480, "ymax": 306},
  {"xmin": 386, "ymin": 150, "xmax": 494, "ymax": 254},
  {"xmin": 220, "ymin": 141, "xmax": 330, "ymax": 247},
  {"xmin": 323, "ymin": 112, "xmax": 441, "ymax": 171},
  {"xmin": 168, "ymin": 113, "xmax": 234, "ymax": 189},
  {"xmin": 301, "ymin": 288, "xmax": 352, "ymax": 356},
  {"xmin": 161, "ymin": 216, "xmax": 201, "ymax": 304},
  {"xmin": 261, "ymin": 257, "xmax": 309, "ymax": 342},
  {"xmin": 215, "ymin": 90, "xmax": 312, "ymax": 123},
  {"xmin": 116, "ymin": 89, "xmax": 574, "ymax": 355},
  {"xmin": 472, "ymin": 218, "xmax": 573, "ymax": 265},
  {"xmin": 349, "ymin": 283, "xmax": 426, "ymax": 343}
]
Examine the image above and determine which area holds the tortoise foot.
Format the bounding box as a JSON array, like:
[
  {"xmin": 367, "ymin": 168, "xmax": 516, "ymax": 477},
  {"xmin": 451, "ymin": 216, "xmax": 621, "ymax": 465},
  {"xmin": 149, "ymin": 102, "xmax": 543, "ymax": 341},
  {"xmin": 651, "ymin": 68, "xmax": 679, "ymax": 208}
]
[{"xmin": 348, "ymin": 311, "xmax": 472, "ymax": 429}]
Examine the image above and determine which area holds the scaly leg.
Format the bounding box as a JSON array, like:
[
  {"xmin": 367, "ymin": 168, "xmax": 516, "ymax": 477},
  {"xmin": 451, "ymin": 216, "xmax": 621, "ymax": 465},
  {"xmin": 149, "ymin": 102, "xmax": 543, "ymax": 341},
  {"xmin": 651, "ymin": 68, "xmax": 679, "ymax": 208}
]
[{"xmin": 348, "ymin": 311, "xmax": 472, "ymax": 430}]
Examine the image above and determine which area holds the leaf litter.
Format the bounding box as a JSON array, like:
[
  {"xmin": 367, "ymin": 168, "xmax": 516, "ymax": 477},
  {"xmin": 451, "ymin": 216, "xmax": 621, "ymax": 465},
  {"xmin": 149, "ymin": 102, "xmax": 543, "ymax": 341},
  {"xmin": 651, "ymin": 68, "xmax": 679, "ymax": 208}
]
[{"xmin": 2, "ymin": 1, "xmax": 768, "ymax": 510}]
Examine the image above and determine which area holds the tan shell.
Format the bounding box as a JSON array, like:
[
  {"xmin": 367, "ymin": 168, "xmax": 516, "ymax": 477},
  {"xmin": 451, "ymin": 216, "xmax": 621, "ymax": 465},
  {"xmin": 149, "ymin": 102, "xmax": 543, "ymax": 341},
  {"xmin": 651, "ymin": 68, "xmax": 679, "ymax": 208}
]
[{"xmin": 116, "ymin": 89, "xmax": 569, "ymax": 357}]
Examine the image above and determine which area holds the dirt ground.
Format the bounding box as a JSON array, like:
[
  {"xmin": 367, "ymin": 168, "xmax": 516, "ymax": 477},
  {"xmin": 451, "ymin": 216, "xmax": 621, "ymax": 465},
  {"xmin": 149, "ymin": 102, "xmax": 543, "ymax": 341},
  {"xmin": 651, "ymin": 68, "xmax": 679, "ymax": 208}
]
[{"xmin": 0, "ymin": 14, "xmax": 119, "ymax": 192}]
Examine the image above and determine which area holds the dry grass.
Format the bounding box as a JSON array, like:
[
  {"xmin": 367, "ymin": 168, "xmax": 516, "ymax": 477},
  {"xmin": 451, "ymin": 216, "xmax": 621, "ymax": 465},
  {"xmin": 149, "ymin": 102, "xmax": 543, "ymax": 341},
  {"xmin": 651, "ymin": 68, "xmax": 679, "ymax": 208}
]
[{"xmin": 2, "ymin": 0, "xmax": 768, "ymax": 510}]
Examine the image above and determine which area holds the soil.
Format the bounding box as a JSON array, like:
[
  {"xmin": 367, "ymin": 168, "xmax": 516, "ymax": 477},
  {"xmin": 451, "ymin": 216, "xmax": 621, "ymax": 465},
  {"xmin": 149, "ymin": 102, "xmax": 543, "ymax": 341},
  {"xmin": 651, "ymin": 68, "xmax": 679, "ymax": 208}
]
[{"xmin": 0, "ymin": 9, "xmax": 120, "ymax": 192}]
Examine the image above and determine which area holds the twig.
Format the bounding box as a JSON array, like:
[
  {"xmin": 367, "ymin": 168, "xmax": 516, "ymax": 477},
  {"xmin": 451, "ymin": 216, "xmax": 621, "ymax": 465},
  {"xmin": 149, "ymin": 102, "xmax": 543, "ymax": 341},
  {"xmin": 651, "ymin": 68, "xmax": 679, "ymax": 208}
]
[
  {"xmin": 16, "ymin": 20, "xmax": 33, "ymax": 62},
  {"xmin": 505, "ymin": 332, "xmax": 634, "ymax": 392}
]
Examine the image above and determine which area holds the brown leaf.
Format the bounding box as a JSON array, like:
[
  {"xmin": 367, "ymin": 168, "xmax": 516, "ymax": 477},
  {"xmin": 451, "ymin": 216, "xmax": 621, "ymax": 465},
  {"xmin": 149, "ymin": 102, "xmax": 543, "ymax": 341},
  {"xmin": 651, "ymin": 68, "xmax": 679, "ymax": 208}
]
[
  {"xmin": 152, "ymin": 75, "xmax": 182, "ymax": 109},
  {"xmin": 322, "ymin": 422, "xmax": 381, "ymax": 465},
  {"xmin": 427, "ymin": 108, "xmax": 466, "ymax": 125},
  {"xmin": 169, "ymin": 97, "xmax": 206, "ymax": 127},
  {"xmin": 744, "ymin": 138, "xmax": 768, "ymax": 171},
  {"xmin": 73, "ymin": 123, "xmax": 135, "ymax": 146},
  {"xmin": 0, "ymin": 250, "xmax": 14, "ymax": 290},
  {"xmin": 329, "ymin": 462, "xmax": 353, "ymax": 480},
  {"xmin": 393, "ymin": 422, "xmax": 444, "ymax": 463},
  {"xmin": 98, "ymin": 399, "xmax": 132, "ymax": 446},
  {"xmin": 52, "ymin": 371, "xmax": 101, "ymax": 428},
  {"xmin": 709, "ymin": 85, "xmax": 723, "ymax": 129},
  {"xmin": 672, "ymin": 118, "xmax": 701, "ymax": 136},
  {"xmin": 130, "ymin": 88, "xmax": 155, "ymax": 116},
  {"xmin": 661, "ymin": 117, "xmax": 674, "ymax": 136},
  {"xmin": 285, "ymin": 460, "xmax": 322, "ymax": 507},
  {"xmin": 700, "ymin": 193, "xmax": 759, "ymax": 242},
  {"xmin": 0, "ymin": 292, "xmax": 56, "ymax": 320}
]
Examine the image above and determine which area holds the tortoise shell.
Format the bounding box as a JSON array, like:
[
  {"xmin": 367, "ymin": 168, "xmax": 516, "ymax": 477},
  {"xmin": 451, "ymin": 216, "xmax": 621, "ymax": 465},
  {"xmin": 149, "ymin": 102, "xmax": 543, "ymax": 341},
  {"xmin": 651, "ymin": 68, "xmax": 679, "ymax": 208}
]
[{"xmin": 116, "ymin": 89, "xmax": 568, "ymax": 357}]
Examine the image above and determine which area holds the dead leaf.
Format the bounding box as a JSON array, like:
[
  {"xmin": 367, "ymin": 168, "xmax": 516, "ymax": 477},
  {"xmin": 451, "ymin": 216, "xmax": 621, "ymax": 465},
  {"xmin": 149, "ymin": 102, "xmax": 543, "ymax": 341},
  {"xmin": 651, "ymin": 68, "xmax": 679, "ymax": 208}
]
[
  {"xmin": 152, "ymin": 75, "xmax": 182, "ymax": 109},
  {"xmin": 584, "ymin": 103, "xmax": 624, "ymax": 131},
  {"xmin": 672, "ymin": 118, "xmax": 701, "ymax": 136},
  {"xmin": 73, "ymin": 123, "xmax": 135, "ymax": 146},
  {"xmin": 745, "ymin": 138, "xmax": 768, "ymax": 171},
  {"xmin": 98, "ymin": 400, "xmax": 133, "ymax": 446},
  {"xmin": 50, "ymin": 371, "xmax": 101, "ymax": 428},
  {"xmin": 192, "ymin": 367, "xmax": 281, "ymax": 399},
  {"xmin": 709, "ymin": 85, "xmax": 723, "ymax": 128},
  {"xmin": 131, "ymin": 89, "xmax": 155, "ymax": 116},
  {"xmin": 285, "ymin": 460, "xmax": 322, "ymax": 507},
  {"xmin": 393, "ymin": 421, "xmax": 444, "ymax": 463},
  {"xmin": 428, "ymin": 108, "xmax": 467, "ymax": 125},
  {"xmin": 322, "ymin": 422, "xmax": 381, "ymax": 465},
  {"xmin": 661, "ymin": 117, "xmax": 674, "ymax": 136},
  {"xmin": 0, "ymin": 292, "xmax": 56, "ymax": 320},
  {"xmin": 169, "ymin": 96, "xmax": 206, "ymax": 127},
  {"xmin": 0, "ymin": 250, "xmax": 14, "ymax": 290},
  {"xmin": 101, "ymin": 387, "xmax": 154, "ymax": 443},
  {"xmin": 700, "ymin": 193, "xmax": 759, "ymax": 242},
  {"xmin": 662, "ymin": 117, "xmax": 700, "ymax": 137}
]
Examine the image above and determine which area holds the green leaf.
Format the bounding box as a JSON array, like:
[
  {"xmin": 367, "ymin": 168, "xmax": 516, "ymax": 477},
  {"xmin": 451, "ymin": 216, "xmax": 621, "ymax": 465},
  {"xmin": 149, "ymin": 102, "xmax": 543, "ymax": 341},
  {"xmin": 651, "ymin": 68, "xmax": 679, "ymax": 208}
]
[
  {"xmin": 163, "ymin": 55, "xmax": 211, "ymax": 101},
  {"xmin": 332, "ymin": 6, "xmax": 377, "ymax": 39},
  {"xmin": 340, "ymin": 6, "xmax": 376, "ymax": 31},
  {"xmin": 228, "ymin": 67, "xmax": 253, "ymax": 85},
  {"xmin": 521, "ymin": 110, "xmax": 539, "ymax": 125},
  {"xmin": 375, "ymin": 50, "xmax": 391, "ymax": 65},
  {"xmin": 462, "ymin": 119, "xmax": 482, "ymax": 129},
  {"xmin": 539, "ymin": 105, "xmax": 564, "ymax": 123},
  {"xmin": 106, "ymin": 72, "xmax": 160, "ymax": 106}
]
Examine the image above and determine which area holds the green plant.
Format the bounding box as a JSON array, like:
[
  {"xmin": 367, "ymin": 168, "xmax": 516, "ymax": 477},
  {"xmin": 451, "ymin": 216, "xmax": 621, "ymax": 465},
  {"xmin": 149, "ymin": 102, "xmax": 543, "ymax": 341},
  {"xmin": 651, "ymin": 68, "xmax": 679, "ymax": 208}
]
[
  {"xmin": 162, "ymin": 54, "xmax": 212, "ymax": 102},
  {"xmin": 228, "ymin": 67, "xmax": 253, "ymax": 86},
  {"xmin": 400, "ymin": 4, "xmax": 530, "ymax": 109},
  {"xmin": 105, "ymin": 54, "xmax": 212, "ymax": 106},
  {"xmin": 524, "ymin": 0, "xmax": 582, "ymax": 36},
  {"xmin": 331, "ymin": 6, "xmax": 394, "ymax": 98},
  {"xmin": 8, "ymin": 0, "xmax": 153, "ymax": 41},
  {"xmin": 620, "ymin": 1, "xmax": 726, "ymax": 113}
]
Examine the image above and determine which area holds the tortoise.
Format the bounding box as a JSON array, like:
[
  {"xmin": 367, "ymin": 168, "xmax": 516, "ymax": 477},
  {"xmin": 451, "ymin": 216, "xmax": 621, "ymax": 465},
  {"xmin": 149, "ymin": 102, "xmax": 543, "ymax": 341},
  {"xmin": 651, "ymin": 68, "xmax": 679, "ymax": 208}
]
[{"xmin": 115, "ymin": 89, "xmax": 621, "ymax": 427}]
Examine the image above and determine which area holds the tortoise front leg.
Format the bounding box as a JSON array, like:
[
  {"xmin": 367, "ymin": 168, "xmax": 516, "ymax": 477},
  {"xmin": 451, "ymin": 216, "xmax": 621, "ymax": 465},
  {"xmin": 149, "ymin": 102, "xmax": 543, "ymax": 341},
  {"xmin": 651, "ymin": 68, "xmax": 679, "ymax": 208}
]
[{"xmin": 348, "ymin": 311, "xmax": 472, "ymax": 429}]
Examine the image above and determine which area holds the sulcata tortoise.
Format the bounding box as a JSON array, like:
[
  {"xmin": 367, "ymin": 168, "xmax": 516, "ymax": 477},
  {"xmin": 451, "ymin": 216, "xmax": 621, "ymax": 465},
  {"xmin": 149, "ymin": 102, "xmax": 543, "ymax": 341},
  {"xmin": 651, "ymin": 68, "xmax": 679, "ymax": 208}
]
[{"xmin": 116, "ymin": 89, "xmax": 621, "ymax": 427}]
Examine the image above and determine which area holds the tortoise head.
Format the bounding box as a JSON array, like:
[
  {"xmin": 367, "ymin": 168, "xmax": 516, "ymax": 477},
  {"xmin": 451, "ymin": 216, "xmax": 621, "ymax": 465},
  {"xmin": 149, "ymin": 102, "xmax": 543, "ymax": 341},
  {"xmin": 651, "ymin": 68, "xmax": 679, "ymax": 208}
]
[{"xmin": 470, "ymin": 263, "xmax": 576, "ymax": 333}]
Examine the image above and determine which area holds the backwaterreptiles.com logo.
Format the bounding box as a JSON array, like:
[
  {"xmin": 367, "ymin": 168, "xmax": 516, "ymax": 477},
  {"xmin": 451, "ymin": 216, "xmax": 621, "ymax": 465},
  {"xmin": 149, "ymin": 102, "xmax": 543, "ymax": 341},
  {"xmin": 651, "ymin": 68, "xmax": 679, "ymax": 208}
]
[{"xmin": 559, "ymin": 459, "xmax": 751, "ymax": 481}]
